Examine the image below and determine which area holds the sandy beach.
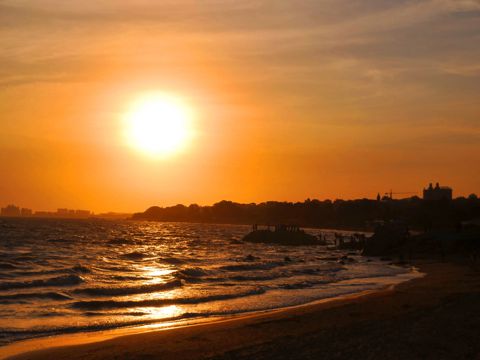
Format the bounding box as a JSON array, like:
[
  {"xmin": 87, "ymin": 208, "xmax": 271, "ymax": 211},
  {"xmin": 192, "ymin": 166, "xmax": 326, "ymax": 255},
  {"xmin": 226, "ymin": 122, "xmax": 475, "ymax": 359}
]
[{"xmin": 2, "ymin": 261, "xmax": 478, "ymax": 360}]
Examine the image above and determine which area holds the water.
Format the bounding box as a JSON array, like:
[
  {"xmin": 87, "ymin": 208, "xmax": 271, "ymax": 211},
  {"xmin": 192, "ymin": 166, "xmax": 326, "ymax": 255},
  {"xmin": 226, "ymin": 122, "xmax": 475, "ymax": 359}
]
[{"xmin": 0, "ymin": 218, "xmax": 412, "ymax": 346}]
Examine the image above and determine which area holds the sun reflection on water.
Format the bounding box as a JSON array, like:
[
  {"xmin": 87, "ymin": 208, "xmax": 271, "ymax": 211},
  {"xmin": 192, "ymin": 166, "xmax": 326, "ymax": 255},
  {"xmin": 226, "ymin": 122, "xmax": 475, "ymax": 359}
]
[
  {"xmin": 0, "ymin": 220, "xmax": 403, "ymax": 347},
  {"xmin": 139, "ymin": 305, "xmax": 182, "ymax": 319},
  {"xmin": 140, "ymin": 266, "xmax": 176, "ymax": 279}
]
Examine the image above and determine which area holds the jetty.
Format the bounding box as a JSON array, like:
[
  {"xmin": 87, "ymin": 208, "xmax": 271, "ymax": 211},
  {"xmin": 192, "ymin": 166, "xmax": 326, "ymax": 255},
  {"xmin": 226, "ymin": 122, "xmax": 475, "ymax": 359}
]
[{"xmin": 242, "ymin": 224, "xmax": 320, "ymax": 246}]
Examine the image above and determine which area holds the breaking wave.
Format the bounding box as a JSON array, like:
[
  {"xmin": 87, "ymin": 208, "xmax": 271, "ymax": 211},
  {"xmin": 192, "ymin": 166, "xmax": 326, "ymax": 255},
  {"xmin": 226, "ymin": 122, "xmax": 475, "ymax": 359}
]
[
  {"xmin": 0, "ymin": 274, "xmax": 84, "ymax": 291},
  {"xmin": 71, "ymin": 288, "xmax": 266, "ymax": 310},
  {"xmin": 74, "ymin": 279, "xmax": 182, "ymax": 297}
]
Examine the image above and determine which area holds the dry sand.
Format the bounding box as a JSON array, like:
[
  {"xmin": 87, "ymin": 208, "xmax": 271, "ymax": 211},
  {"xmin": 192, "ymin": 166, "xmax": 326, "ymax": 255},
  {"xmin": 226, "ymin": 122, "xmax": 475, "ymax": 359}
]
[{"xmin": 4, "ymin": 261, "xmax": 480, "ymax": 360}]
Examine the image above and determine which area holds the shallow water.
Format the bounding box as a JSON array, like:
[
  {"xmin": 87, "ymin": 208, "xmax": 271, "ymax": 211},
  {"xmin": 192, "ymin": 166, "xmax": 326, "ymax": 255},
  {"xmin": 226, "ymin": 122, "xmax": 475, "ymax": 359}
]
[{"xmin": 0, "ymin": 218, "xmax": 409, "ymax": 346}]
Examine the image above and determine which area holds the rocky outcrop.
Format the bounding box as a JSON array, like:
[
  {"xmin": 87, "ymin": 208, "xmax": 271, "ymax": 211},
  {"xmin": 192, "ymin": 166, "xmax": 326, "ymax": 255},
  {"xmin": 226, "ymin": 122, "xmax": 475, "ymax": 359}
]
[
  {"xmin": 243, "ymin": 229, "xmax": 319, "ymax": 246},
  {"xmin": 362, "ymin": 222, "xmax": 409, "ymax": 256}
]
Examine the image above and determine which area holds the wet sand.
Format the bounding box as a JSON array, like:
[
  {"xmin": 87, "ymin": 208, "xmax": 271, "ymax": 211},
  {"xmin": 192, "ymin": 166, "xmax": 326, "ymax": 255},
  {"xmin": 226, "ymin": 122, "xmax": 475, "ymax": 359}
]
[{"xmin": 5, "ymin": 261, "xmax": 480, "ymax": 360}]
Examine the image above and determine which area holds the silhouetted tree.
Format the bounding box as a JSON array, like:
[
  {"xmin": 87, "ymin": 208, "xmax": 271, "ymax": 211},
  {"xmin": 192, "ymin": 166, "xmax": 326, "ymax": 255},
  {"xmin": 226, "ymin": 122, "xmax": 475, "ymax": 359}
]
[{"xmin": 132, "ymin": 197, "xmax": 480, "ymax": 230}]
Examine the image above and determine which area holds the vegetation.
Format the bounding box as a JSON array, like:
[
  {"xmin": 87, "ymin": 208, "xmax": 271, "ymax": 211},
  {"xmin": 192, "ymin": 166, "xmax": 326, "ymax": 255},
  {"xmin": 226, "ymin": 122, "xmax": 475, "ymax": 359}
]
[{"xmin": 132, "ymin": 196, "xmax": 480, "ymax": 230}]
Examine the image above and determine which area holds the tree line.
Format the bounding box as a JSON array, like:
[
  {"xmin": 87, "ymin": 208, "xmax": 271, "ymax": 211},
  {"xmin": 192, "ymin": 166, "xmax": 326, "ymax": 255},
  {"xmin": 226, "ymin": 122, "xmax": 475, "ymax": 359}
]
[{"xmin": 132, "ymin": 195, "xmax": 480, "ymax": 230}]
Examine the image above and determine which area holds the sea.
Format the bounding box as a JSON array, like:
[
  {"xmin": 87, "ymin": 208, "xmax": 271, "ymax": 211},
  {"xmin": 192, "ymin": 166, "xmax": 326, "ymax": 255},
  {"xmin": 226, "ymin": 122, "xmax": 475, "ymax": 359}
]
[{"xmin": 0, "ymin": 218, "xmax": 415, "ymax": 346}]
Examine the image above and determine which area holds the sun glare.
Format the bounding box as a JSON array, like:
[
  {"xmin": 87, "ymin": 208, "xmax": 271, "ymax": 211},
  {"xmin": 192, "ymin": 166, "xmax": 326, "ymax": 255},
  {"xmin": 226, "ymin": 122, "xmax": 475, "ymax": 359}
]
[{"xmin": 124, "ymin": 93, "xmax": 193, "ymax": 157}]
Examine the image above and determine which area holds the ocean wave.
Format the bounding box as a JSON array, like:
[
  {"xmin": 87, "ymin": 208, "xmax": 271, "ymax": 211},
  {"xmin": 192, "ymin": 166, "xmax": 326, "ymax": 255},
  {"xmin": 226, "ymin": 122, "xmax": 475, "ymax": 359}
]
[
  {"xmin": 218, "ymin": 262, "xmax": 284, "ymax": 272},
  {"xmin": 0, "ymin": 291, "xmax": 73, "ymax": 303},
  {"xmin": 5, "ymin": 265, "xmax": 92, "ymax": 278},
  {"xmin": 108, "ymin": 238, "xmax": 135, "ymax": 245},
  {"xmin": 0, "ymin": 314, "xmax": 196, "ymax": 346},
  {"xmin": 111, "ymin": 275, "xmax": 151, "ymax": 281},
  {"xmin": 13, "ymin": 255, "xmax": 36, "ymax": 262},
  {"xmin": 71, "ymin": 287, "xmax": 266, "ymax": 310},
  {"xmin": 84, "ymin": 311, "xmax": 150, "ymax": 317},
  {"xmin": 120, "ymin": 251, "xmax": 148, "ymax": 260},
  {"xmin": 175, "ymin": 267, "xmax": 208, "ymax": 280},
  {"xmin": 71, "ymin": 265, "xmax": 91, "ymax": 274},
  {"xmin": 290, "ymin": 264, "xmax": 344, "ymax": 275},
  {"xmin": 279, "ymin": 281, "xmax": 320, "ymax": 290},
  {"xmin": 74, "ymin": 279, "xmax": 182, "ymax": 297},
  {"xmin": 159, "ymin": 256, "xmax": 185, "ymax": 265},
  {"xmin": 229, "ymin": 274, "xmax": 284, "ymax": 282},
  {"xmin": 47, "ymin": 238, "xmax": 72, "ymax": 243},
  {"xmin": 34, "ymin": 311, "xmax": 71, "ymax": 318},
  {"xmin": 178, "ymin": 265, "xmax": 342, "ymax": 284},
  {"xmin": 97, "ymin": 264, "xmax": 135, "ymax": 273},
  {"xmin": 0, "ymin": 263, "xmax": 19, "ymax": 270},
  {"xmin": 0, "ymin": 274, "xmax": 84, "ymax": 291}
]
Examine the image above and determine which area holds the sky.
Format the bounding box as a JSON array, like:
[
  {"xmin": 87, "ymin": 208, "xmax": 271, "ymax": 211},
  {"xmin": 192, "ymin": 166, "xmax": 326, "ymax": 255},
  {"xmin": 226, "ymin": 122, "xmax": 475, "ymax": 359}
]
[{"xmin": 1, "ymin": 0, "xmax": 479, "ymax": 213}]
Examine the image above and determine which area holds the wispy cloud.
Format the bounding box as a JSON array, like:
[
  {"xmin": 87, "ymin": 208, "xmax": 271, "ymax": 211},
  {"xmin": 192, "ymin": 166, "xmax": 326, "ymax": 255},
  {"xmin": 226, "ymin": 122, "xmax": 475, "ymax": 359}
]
[{"xmin": 1, "ymin": 0, "xmax": 479, "ymax": 123}]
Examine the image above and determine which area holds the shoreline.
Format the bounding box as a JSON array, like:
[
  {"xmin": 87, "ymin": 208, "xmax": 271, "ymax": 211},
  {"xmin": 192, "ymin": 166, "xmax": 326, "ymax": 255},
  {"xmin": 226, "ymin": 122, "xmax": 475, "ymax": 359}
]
[
  {"xmin": 0, "ymin": 264, "xmax": 438, "ymax": 360},
  {"xmin": 0, "ymin": 268, "xmax": 420, "ymax": 359},
  {"xmin": 3, "ymin": 261, "xmax": 480, "ymax": 359}
]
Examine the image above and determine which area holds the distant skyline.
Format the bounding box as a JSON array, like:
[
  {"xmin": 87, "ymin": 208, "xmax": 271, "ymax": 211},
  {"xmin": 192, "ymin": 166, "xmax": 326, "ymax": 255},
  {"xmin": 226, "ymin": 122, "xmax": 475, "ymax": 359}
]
[
  {"xmin": 1, "ymin": 1, "xmax": 479, "ymax": 212},
  {"xmin": 3, "ymin": 181, "xmax": 478, "ymax": 215}
]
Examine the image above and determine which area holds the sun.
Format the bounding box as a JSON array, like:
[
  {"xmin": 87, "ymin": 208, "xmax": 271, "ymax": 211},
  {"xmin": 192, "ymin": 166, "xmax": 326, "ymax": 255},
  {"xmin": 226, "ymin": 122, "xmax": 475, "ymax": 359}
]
[{"xmin": 124, "ymin": 93, "xmax": 193, "ymax": 157}]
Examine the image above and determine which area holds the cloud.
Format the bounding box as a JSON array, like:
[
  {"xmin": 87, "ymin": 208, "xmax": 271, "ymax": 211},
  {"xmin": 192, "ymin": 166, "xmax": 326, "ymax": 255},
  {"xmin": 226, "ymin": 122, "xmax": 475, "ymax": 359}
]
[{"xmin": 1, "ymin": 0, "xmax": 479, "ymax": 117}]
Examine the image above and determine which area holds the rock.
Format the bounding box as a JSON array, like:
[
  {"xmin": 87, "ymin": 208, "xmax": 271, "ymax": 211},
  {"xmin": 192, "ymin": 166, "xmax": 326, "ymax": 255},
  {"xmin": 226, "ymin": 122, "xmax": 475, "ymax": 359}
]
[
  {"xmin": 362, "ymin": 221, "xmax": 409, "ymax": 257},
  {"xmin": 243, "ymin": 229, "xmax": 319, "ymax": 246}
]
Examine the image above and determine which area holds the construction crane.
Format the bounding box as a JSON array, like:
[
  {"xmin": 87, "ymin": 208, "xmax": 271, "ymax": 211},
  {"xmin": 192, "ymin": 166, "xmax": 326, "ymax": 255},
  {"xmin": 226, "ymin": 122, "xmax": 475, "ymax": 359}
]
[{"xmin": 384, "ymin": 190, "xmax": 417, "ymax": 200}]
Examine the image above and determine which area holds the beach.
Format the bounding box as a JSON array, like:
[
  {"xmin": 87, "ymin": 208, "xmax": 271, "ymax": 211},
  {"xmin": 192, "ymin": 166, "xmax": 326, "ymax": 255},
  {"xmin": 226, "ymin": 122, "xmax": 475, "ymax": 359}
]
[{"xmin": 3, "ymin": 261, "xmax": 479, "ymax": 360}]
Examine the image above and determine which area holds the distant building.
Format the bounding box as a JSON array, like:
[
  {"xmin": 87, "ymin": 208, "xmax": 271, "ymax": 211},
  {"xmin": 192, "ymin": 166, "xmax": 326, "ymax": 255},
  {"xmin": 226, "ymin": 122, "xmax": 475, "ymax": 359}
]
[
  {"xmin": 1, "ymin": 204, "xmax": 21, "ymax": 217},
  {"xmin": 53, "ymin": 208, "xmax": 91, "ymax": 218},
  {"xmin": 423, "ymin": 182, "xmax": 452, "ymax": 201},
  {"xmin": 21, "ymin": 208, "xmax": 33, "ymax": 216},
  {"xmin": 57, "ymin": 208, "xmax": 69, "ymax": 216},
  {"xmin": 75, "ymin": 210, "xmax": 91, "ymax": 217}
]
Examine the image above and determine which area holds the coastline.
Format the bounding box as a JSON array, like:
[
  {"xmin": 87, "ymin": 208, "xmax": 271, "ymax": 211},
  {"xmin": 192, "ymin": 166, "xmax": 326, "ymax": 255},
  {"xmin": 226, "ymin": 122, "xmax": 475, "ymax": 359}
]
[
  {"xmin": 0, "ymin": 268, "xmax": 419, "ymax": 359},
  {"xmin": 4, "ymin": 261, "xmax": 478, "ymax": 360}
]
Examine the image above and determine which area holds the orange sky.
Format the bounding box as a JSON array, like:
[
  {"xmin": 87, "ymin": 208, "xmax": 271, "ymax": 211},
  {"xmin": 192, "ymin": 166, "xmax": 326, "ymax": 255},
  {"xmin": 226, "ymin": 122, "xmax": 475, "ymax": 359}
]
[{"xmin": 1, "ymin": 1, "xmax": 479, "ymax": 213}]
